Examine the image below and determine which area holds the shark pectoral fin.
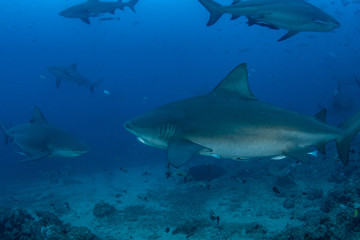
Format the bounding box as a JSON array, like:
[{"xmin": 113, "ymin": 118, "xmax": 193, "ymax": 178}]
[
  {"xmin": 336, "ymin": 111, "xmax": 360, "ymax": 165},
  {"xmin": 81, "ymin": 18, "xmax": 91, "ymax": 24},
  {"xmin": 167, "ymin": 139, "xmax": 207, "ymax": 168},
  {"xmin": 21, "ymin": 151, "xmax": 52, "ymax": 162},
  {"xmin": 56, "ymin": 78, "xmax": 61, "ymax": 88},
  {"xmin": 316, "ymin": 142, "xmax": 326, "ymax": 155},
  {"xmin": 285, "ymin": 148, "xmax": 310, "ymax": 162},
  {"xmin": 278, "ymin": 31, "xmax": 299, "ymax": 41},
  {"xmin": 0, "ymin": 121, "xmax": 9, "ymax": 145}
]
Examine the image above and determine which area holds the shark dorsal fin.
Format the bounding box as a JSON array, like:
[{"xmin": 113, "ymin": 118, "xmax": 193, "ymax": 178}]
[
  {"xmin": 211, "ymin": 63, "xmax": 256, "ymax": 100},
  {"xmin": 69, "ymin": 63, "xmax": 77, "ymax": 71},
  {"xmin": 232, "ymin": 0, "xmax": 241, "ymax": 5},
  {"xmin": 314, "ymin": 109, "xmax": 327, "ymax": 123},
  {"xmin": 31, "ymin": 106, "xmax": 47, "ymax": 123}
]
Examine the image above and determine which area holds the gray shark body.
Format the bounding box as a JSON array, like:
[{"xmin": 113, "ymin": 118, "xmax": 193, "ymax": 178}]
[
  {"xmin": 47, "ymin": 63, "xmax": 102, "ymax": 93},
  {"xmin": 0, "ymin": 106, "xmax": 89, "ymax": 161},
  {"xmin": 59, "ymin": 0, "xmax": 139, "ymax": 24},
  {"xmin": 199, "ymin": 0, "xmax": 340, "ymax": 41},
  {"xmin": 125, "ymin": 63, "xmax": 360, "ymax": 167}
]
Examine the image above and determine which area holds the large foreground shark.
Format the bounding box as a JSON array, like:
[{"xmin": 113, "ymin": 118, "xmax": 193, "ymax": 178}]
[
  {"xmin": 125, "ymin": 63, "xmax": 360, "ymax": 168},
  {"xmin": 59, "ymin": 0, "xmax": 139, "ymax": 24},
  {"xmin": 198, "ymin": 0, "xmax": 340, "ymax": 41},
  {"xmin": 47, "ymin": 63, "xmax": 102, "ymax": 93},
  {"xmin": 0, "ymin": 106, "xmax": 89, "ymax": 161}
]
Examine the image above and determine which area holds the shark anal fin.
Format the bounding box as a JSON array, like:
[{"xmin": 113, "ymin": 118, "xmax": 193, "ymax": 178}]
[
  {"xmin": 56, "ymin": 78, "xmax": 61, "ymax": 88},
  {"xmin": 81, "ymin": 18, "xmax": 91, "ymax": 24},
  {"xmin": 278, "ymin": 31, "xmax": 299, "ymax": 41},
  {"xmin": 316, "ymin": 142, "xmax": 326, "ymax": 155},
  {"xmin": 21, "ymin": 151, "xmax": 52, "ymax": 162},
  {"xmin": 167, "ymin": 138, "xmax": 208, "ymax": 168}
]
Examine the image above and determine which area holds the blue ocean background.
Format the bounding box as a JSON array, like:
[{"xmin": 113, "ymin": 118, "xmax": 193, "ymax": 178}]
[{"xmin": 0, "ymin": 0, "xmax": 360, "ymax": 207}]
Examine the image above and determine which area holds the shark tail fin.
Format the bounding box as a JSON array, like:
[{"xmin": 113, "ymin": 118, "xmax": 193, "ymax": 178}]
[
  {"xmin": 198, "ymin": 0, "xmax": 224, "ymax": 26},
  {"xmin": 127, "ymin": 0, "xmax": 139, "ymax": 12},
  {"xmin": 0, "ymin": 121, "xmax": 9, "ymax": 145},
  {"xmin": 336, "ymin": 111, "xmax": 360, "ymax": 165},
  {"xmin": 89, "ymin": 79, "xmax": 103, "ymax": 94}
]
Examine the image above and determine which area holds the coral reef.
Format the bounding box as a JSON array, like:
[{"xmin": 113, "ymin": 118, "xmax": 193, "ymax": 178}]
[{"xmin": 0, "ymin": 208, "xmax": 99, "ymax": 240}]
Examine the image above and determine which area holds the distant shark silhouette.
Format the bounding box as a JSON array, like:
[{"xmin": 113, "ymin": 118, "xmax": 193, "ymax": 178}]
[
  {"xmin": 125, "ymin": 63, "xmax": 360, "ymax": 167},
  {"xmin": 59, "ymin": 0, "xmax": 139, "ymax": 24},
  {"xmin": 0, "ymin": 106, "xmax": 89, "ymax": 161},
  {"xmin": 198, "ymin": 0, "xmax": 340, "ymax": 41},
  {"xmin": 47, "ymin": 63, "xmax": 102, "ymax": 93}
]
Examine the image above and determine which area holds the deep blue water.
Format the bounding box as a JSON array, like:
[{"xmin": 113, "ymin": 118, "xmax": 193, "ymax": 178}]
[{"xmin": 0, "ymin": 0, "xmax": 360, "ymax": 182}]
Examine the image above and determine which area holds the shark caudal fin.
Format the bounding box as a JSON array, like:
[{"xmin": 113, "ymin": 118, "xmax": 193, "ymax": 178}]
[
  {"xmin": 89, "ymin": 79, "xmax": 103, "ymax": 94},
  {"xmin": 198, "ymin": 0, "xmax": 224, "ymax": 26},
  {"xmin": 0, "ymin": 121, "xmax": 9, "ymax": 145},
  {"xmin": 336, "ymin": 111, "xmax": 360, "ymax": 165},
  {"xmin": 127, "ymin": 0, "xmax": 139, "ymax": 12}
]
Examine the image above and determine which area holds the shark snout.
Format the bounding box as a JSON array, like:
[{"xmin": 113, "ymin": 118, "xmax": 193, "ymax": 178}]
[
  {"xmin": 124, "ymin": 122, "xmax": 133, "ymax": 131},
  {"xmin": 333, "ymin": 20, "xmax": 341, "ymax": 29},
  {"xmin": 329, "ymin": 17, "xmax": 341, "ymax": 29}
]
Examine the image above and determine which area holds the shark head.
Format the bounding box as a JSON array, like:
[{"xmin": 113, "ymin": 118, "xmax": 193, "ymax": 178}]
[
  {"xmin": 58, "ymin": 8, "xmax": 74, "ymax": 18},
  {"xmin": 46, "ymin": 66, "xmax": 62, "ymax": 76},
  {"xmin": 124, "ymin": 109, "xmax": 177, "ymax": 149},
  {"xmin": 308, "ymin": 13, "xmax": 341, "ymax": 32}
]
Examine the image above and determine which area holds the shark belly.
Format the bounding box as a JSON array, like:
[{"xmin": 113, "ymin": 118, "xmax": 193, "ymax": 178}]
[{"xmin": 193, "ymin": 129, "xmax": 338, "ymax": 160}]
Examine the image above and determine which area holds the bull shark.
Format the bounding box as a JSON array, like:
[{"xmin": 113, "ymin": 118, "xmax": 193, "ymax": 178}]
[
  {"xmin": 198, "ymin": 0, "xmax": 340, "ymax": 41},
  {"xmin": 47, "ymin": 63, "xmax": 102, "ymax": 93},
  {"xmin": 125, "ymin": 63, "xmax": 360, "ymax": 168},
  {"xmin": 0, "ymin": 106, "xmax": 89, "ymax": 162},
  {"xmin": 59, "ymin": 0, "xmax": 139, "ymax": 24}
]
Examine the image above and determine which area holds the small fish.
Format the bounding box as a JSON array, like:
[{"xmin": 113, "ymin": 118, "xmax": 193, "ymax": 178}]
[{"xmin": 273, "ymin": 186, "xmax": 281, "ymax": 194}]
